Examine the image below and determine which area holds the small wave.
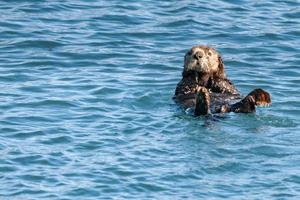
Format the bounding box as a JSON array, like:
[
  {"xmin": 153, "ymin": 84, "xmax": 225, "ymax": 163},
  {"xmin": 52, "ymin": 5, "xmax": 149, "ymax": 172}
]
[{"xmin": 9, "ymin": 40, "xmax": 64, "ymax": 49}]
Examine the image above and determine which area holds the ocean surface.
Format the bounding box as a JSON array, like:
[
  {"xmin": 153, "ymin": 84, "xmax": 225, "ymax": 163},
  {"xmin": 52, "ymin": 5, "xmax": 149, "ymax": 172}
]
[{"xmin": 0, "ymin": 0, "xmax": 300, "ymax": 199}]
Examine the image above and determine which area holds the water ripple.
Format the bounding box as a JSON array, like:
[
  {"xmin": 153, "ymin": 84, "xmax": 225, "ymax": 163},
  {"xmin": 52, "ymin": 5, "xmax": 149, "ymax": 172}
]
[{"xmin": 0, "ymin": 0, "xmax": 300, "ymax": 199}]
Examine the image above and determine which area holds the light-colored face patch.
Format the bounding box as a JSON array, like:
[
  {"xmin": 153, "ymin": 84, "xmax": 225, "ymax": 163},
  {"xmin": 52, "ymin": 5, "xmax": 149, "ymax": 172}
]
[{"xmin": 183, "ymin": 46, "xmax": 220, "ymax": 74}]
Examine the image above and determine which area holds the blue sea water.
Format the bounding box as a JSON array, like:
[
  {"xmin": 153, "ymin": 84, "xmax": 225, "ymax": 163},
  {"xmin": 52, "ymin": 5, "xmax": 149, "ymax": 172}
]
[{"xmin": 0, "ymin": 0, "xmax": 300, "ymax": 199}]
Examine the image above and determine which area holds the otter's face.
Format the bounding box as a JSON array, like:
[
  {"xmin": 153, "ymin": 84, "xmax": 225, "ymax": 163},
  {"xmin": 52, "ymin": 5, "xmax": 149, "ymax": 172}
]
[{"xmin": 183, "ymin": 45, "xmax": 222, "ymax": 74}]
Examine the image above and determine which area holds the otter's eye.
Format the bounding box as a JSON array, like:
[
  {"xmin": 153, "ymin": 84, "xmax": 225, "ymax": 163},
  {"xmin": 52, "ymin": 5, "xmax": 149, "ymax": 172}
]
[{"xmin": 208, "ymin": 52, "xmax": 212, "ymax": 56}]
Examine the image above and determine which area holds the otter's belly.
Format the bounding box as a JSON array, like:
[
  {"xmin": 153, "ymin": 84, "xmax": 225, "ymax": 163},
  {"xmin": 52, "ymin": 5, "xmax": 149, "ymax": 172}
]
[
  {"xmin": 210, "ymin": 92, "xmax": 241, "ymax": 113},
  {"xmin": 174, "ymin": 92, "xmax": 241, "ymax": 113}
]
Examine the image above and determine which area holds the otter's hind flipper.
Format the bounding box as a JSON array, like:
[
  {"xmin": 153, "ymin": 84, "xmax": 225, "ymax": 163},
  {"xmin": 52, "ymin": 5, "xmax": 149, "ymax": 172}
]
[
  {"xmin": 231, "ymin": 88, "xmax": 271, "ymax": 113},
  {"xmin": 194, "ymin": 87, "xmax": 211, "ymax": 116}
]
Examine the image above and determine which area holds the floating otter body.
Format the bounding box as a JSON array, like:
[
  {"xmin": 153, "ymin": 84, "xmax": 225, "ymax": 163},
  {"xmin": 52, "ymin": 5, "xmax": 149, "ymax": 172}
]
[{"xmin": 174, "ymin": 45, "xmax": 271, "ymax": 116}]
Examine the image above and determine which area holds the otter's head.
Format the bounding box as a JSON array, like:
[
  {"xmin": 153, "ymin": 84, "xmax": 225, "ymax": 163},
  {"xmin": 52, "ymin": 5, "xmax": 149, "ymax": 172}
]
[{"xmin": 183, "ymin": 45, "xmax": 225, "ymax": 78}]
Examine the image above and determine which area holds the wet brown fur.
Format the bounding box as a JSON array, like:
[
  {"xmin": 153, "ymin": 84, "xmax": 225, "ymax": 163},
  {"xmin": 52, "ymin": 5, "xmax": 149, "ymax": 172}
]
[{"xmin": 174, "ymin": 45, "xmax": 271, "ymax": 116}]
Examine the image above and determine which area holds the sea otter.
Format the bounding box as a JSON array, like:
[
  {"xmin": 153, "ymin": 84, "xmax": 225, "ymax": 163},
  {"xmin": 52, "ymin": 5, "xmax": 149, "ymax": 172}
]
[{"xmin": 174, "ymin": 45, "xmax": 271, "ymax": 116}]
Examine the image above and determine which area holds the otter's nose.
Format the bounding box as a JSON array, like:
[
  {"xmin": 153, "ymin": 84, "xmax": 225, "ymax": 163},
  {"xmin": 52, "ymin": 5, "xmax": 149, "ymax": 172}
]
[{"xmin": 194, "ymin": 52, "xmax": 204, "ymax": 60}]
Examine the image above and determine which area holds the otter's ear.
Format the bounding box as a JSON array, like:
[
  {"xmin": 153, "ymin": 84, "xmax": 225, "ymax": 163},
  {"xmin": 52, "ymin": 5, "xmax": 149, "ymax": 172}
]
[
  {"xmin": 184, "ymin": 50, "xmax": 191, "ymax": 63},
  {"xmin": 182, "ymin": 50, "xmax": 191, "ymax": 77},
  {"xmin": 218, "ymin": 55, "xmax": 225, "ymax": 78}
]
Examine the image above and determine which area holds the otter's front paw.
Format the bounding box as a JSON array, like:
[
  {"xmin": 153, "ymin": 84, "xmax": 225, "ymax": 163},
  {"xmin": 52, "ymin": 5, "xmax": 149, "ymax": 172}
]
[
  {"xmin": 248, "ymin": 88, "xmax": 271, "ymax": 107},
  {"xmin": 195, "ymin": 86, "xmax": 211, "ymax": 116}
]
